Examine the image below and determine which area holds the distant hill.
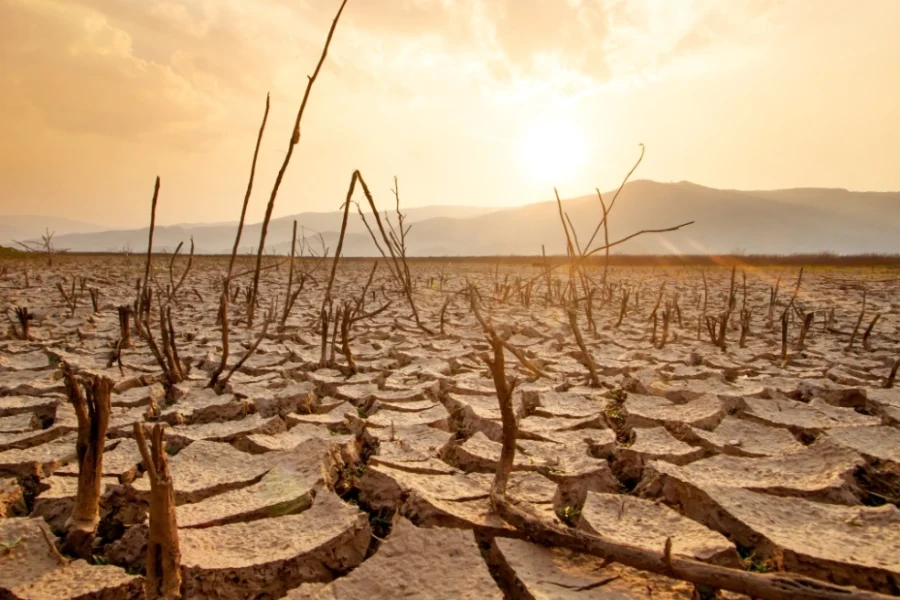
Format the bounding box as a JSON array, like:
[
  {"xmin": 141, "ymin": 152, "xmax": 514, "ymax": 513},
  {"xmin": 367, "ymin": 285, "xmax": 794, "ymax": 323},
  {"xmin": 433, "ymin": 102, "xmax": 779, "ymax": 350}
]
[
  {"xmin": 0, "ymin": 215, "xmax": 103, "ymax": 246},
  {"xmin": 37, "ymin": 181, "xmax": 900, "ymax": 256}
]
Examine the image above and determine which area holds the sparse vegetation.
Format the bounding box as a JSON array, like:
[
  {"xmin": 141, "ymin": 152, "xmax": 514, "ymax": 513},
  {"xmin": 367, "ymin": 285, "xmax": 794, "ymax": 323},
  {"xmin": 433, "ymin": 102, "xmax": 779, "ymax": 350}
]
[{"xmin": 1, "ymin": 3, "xmax": 897, "ymax": 599}]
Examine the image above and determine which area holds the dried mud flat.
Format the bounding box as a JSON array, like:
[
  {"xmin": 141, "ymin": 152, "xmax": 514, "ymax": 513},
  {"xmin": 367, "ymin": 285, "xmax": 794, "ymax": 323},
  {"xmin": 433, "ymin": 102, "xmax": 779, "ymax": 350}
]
[{"xmin": 1, "ymin": 257, "xmax": 899, "ymax": 599}]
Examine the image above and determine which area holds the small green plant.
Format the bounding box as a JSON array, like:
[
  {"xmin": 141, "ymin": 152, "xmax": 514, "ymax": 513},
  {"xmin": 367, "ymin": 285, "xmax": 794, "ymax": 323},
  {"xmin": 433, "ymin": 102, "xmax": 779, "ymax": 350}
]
[
  {"xmin": 604, "ymin": 387, "xmax": 633, "ymax": 444},
  {"xmin": 339, "ymin": 463, "xmax": 367, "ymax": 489},
  {"xmin": 738, "ymin": 548, "xmax": 773, "ymax": 573},
  {"xmin": 91, "ymin": 554, "xmax": 109, "ymax": 565},
  {"xmin": 556, "ymin": 505, "xmax": 581, "ymax": 527}
]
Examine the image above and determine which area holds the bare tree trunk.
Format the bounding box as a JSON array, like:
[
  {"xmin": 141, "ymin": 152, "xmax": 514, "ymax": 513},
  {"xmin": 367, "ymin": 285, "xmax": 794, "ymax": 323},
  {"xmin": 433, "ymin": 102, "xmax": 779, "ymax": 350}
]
[
  {"xmin": 62, "ymin": 367, "xmax": 112, "ymax": 558},
  {"xmin": 135, "ymin": 423, "xmax": 182, "ymax": 600},
  {"xmin": 14, "ymin": 306, "xmax": 33, "ymax": 340},
  {"xmin": 118, "ymin": 305, "xmax": 133, "ymax": 348}
]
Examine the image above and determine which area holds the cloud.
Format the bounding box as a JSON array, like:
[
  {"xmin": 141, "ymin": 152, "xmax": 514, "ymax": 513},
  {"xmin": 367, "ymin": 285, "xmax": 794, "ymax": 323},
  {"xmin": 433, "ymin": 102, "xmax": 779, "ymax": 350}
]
[
  {"xmin": 600, "ymin": 0, "xmax": 783, "ymax": 78},
  {"xmin": 0, "ymin": 0, "xmax": 344, "ymax": 146},
  {"xmin": 0, "ymin": 0, "xmax": 221, "ymax": 143},
  {"xmin": 0, "ymin": 0, "xmax": 784, "ymax": 149},
  {"xmin": 320, "ymin": 0, "xmax": 784, "ymax": 110}
]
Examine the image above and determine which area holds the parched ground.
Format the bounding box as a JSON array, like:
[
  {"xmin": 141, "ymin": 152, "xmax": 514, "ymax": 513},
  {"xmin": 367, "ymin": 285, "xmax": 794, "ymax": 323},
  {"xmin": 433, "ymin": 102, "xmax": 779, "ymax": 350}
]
[{"xmin": 1, "ymin": 255, "xmax": 898, "ymax": 599}]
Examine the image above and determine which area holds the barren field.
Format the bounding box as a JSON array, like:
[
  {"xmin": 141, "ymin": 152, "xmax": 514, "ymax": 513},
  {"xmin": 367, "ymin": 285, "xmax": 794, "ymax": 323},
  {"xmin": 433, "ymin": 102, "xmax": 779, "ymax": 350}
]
[{"xmin": 1, "ymin": 256, "xmax": 898, "ymax": 599}]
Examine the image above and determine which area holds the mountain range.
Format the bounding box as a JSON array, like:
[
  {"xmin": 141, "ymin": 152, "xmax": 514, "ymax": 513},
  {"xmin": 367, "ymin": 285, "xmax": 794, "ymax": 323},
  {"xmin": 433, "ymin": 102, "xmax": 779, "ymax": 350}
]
[{"xmin": 4, "ymin": 181, "xmax": 899, "ymax": 256}]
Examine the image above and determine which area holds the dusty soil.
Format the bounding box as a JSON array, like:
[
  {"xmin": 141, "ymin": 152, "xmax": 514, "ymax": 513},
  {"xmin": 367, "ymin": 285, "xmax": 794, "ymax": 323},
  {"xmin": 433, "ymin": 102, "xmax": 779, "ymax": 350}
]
[{"xmin": 0, "ymin": 256, "xmax": 898, "ymax": 598}]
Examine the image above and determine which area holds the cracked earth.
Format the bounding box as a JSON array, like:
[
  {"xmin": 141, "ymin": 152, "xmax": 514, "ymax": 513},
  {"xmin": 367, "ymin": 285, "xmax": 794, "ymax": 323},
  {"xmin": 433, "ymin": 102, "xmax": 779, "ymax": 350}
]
[{"xmin": 1, "ymin": 257, "xmax": 898, "ymax": 599}]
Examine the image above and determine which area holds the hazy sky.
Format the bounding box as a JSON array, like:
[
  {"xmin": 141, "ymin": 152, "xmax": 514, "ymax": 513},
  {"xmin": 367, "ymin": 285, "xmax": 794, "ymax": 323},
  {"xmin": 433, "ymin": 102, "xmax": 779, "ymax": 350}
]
[{"xmin": 2, "ymin": 0, "xmax": 898, "ymax": 228}]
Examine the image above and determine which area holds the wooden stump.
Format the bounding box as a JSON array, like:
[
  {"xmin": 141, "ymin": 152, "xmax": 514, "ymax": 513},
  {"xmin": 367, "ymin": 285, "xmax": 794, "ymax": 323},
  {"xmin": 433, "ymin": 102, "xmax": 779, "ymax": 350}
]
[
  {"xmin": 135, "ymin": 423, "xmax": 182, "ymax": 600},
  {"xmin": 62, "ymin": 366, "xmax": 112, "ymax": 558}
]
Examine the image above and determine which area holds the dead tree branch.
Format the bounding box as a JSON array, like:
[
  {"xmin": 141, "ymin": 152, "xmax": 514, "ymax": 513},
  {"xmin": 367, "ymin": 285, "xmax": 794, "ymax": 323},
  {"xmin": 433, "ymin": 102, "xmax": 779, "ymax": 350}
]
[
  {"xmin": 167, "ymin": 238, "xmax": 194, "ymax": 305},
  {"xmin": 215, "ymin": 303, "xmax": 273, "ymax": 393},
  {"xmin": 354, "ymin": 171, "xmax": 432, "ymax": 333},
  {"xmin": 137, "ymin": 176, "xmax": 161, "ymax": 338},
  {"xmin": 247, "ymin": 0, "xmax": 348, "ymax": 326},
  {"xmin": 567, "ymin": 306, "xmax": 601, "ymax": 386},
  {"xmin": 228, "ymin": 93, "xmax": 271, "ymax": 280},
  {"xmin": 846, "ymin": 288, "xmax": 867, "ymax": 351},
  {"xmin": 469, "ymin": 287, "xmax": 550, "ymax": 379}
]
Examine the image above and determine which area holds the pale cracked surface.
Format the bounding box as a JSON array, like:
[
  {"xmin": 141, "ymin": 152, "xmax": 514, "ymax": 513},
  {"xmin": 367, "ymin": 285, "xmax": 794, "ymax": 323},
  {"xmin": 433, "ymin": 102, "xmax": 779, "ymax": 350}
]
[
  {"xmin": 2, "ymin": 260, "xmax": 898, "ymax": 598},
  {"xmin": 180, "ymin": 492, "xmax": 370, "ymax": 599},
  {"xmin": 579, "ymin": 492, "xmax": 741, "ymax": 566},
  {"xmin": 646, "ymin": 438, "xmax": 866, "ymax": 504},
  {"xmin": 0, "ymin": 517, "xmax": 142, "ymax": 600},
  {"xmin": 129, "ymin": 440, "xmax": 270, "ymax": 503},
  {"xmin": 285, "ymin": 518, "xmax": 502, "ymax": 599},
  {"xmin": 176, "ymin": 466, "xmax": 315, "ymax": 528},
  {"xmin": 489, "ymin": 537, "xmax": 750, "ymax": 600},
  {"xmin": 684, "ymin": 485, "xmax": 900, "ymax": 593}
]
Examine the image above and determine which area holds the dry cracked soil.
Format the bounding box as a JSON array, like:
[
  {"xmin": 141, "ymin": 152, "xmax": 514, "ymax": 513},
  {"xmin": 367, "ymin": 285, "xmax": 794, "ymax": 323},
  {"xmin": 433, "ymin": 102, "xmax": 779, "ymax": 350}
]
[{"xmin": 0, "ymin": 256, "xmax": 898, "ymax": 599}]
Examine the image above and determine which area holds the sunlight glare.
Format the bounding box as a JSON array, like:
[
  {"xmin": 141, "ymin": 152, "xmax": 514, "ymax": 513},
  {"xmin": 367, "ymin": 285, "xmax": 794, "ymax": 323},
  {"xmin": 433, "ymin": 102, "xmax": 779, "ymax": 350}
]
[{"xmin": 520, "ymin": 117, "xmax": 589, "ymax": 185}]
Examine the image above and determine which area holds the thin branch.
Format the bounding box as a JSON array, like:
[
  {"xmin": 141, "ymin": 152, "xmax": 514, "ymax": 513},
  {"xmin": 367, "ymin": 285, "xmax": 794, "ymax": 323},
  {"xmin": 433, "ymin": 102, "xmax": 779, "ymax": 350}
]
[
  {"xmin": 228, "ymin": 93, "xmax": 271, "ymax": 280},
  {"xmin": 247, "ymin": 0, "xmax": 348, "ymax": 325}
]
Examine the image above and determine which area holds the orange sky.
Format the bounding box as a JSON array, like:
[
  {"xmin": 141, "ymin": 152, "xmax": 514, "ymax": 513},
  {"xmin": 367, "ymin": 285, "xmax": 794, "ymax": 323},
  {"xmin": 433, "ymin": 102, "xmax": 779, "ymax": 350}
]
[{"xmin": 1, "ymin": 0, "xmax": 898, "ymax": 228}]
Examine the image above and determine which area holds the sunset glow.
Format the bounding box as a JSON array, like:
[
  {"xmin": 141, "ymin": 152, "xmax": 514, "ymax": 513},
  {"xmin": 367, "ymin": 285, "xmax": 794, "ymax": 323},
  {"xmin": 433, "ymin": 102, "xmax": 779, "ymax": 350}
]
[
  {"xmin": 0, "ymin": 0, "xmax": 898, "ymax": 227},
  {"xmin": 520, "ymin": 118, "xmax": 589, "ymax": 185}
]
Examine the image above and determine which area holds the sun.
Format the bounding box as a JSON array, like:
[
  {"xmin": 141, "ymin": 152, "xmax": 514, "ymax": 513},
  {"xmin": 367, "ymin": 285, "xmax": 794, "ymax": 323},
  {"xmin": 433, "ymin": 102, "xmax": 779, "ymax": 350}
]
[{"xmin": 520, "ymin": 117, "xmax": 589, "ymax": 185}]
